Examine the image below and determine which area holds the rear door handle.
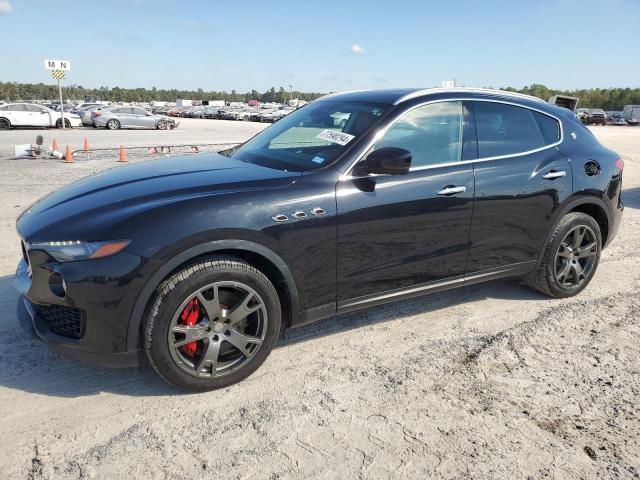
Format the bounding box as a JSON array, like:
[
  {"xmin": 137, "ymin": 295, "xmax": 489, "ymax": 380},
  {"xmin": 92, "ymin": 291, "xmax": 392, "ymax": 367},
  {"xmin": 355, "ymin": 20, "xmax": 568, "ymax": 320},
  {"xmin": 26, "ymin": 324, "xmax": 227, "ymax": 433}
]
[
  {"xmin": 542, "ymin": 170, "xmax": 567, "ymax": 179},
  {"xmin": 437, "ymin": 186, "xmax": 467, "ymax": 196}
]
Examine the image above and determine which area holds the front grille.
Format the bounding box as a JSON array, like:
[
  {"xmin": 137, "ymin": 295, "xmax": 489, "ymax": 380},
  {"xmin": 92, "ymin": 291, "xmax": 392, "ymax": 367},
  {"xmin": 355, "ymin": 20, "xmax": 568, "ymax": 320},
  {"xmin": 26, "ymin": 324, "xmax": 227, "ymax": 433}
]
[{"xmin": 37, "ymin": 305, "xmax": 85, "ymax": 339}]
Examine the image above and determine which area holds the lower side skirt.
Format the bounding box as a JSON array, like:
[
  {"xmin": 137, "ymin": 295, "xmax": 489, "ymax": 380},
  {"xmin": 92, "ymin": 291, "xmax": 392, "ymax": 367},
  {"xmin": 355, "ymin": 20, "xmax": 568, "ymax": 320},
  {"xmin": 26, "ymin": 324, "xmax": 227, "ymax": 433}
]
[{"xmin": 295, "ymin": 260, "xmax": 537, "ymax": 327}]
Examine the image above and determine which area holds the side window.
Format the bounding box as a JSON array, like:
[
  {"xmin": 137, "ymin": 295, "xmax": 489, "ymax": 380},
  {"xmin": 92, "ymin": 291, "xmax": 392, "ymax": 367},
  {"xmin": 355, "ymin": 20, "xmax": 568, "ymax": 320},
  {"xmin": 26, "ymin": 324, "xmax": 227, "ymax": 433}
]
[
  {"xmin": 25, "ymin": 105, "xmax": 43, "ymax": 112},
  {"xmin": 474, "ymin": 102, "xmax": 559, "ymax": 158},
  {"xmin": 134, "ymin": 108, "xmax": 147, "ymax": 115},
  {"xmin": 8, "ymin": 104, "xmax": 27, "ymax": 111},
  {"xmin": 533, "ymin": 111, "xmax": 560, "ymax": 145},
  {"xmin": 0, "ymin": 105, "xmax": 7, "ymax": 111},
  {"xmin": 373, "ymin": 101, "xmax": 463, "ymax": 168}
]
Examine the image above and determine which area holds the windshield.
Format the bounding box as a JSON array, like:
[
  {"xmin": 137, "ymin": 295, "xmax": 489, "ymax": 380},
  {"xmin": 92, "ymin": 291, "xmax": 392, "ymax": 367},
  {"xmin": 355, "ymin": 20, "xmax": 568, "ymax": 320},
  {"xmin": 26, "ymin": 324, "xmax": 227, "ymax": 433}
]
[{"xmin": 231, "ymin": 100, "xmax": 389, "ymax": 171}]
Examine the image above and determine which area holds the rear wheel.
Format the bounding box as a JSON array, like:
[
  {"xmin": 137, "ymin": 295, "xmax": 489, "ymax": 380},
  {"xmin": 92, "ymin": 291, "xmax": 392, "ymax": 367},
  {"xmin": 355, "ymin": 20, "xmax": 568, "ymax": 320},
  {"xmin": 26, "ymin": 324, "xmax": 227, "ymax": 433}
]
[
  {"xmin": 525, "ymin": 212, "xmax": 601, "ymax": 298},
  {"xmin": 0, "ymin": 118, "xmax": 10, "ymax": 129},
  {"xmin": 106, "ymin": 119, "xmax": 120, "ymax": 130},
  {"xmin": 144, "ymin": 257, "xmax": 282, "ymax": 392}
]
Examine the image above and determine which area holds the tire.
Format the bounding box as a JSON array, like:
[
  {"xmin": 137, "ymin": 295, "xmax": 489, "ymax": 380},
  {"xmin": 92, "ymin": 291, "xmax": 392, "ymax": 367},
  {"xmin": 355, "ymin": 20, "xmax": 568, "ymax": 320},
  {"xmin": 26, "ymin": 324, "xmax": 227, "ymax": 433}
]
[
  {"xmin": 525, "ymin": 212, "xmax": 602, "ymax": 298},
  {"xmin": 106, "ymin": 119, "xmax": 120, "ymax": 130},
  {"xmin": 0, "ymin": 117, "xmax": 10, "ymax": 129},
  {"xmin": 144, "ymin": 256, "xmax": 282, "ymax": 392},
  {"xmin": 157, "ymin": 119, "xmax": 167, "ymax": 130},
  {"xmin": 55, "ymin": 118, "xmax": 71, "ymax": 129}
]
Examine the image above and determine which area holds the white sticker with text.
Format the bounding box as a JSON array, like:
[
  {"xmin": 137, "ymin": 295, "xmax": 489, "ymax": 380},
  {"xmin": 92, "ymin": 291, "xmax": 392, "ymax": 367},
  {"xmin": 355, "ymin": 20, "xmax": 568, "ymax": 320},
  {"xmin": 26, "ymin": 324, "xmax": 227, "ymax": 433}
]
[{"xmin": 316, "ymin": 129, "xmax": 355, "ymax": 146}]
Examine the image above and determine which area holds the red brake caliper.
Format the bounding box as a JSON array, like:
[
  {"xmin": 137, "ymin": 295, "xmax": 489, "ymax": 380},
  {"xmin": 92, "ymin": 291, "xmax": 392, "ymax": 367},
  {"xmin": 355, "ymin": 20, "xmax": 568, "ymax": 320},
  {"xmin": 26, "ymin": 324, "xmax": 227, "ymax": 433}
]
[{"xmin": 180, "ymin": 298, "xmax": 200, "ymax": 357}]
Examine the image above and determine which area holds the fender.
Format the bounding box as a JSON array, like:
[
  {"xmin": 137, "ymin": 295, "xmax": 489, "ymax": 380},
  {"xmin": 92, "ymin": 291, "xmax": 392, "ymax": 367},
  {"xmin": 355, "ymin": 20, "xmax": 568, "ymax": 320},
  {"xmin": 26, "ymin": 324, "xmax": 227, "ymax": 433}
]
[
  {"xmin": 125, "ymin": 239, "xmax": 300, "ymax": 352},
  {"xmin": 537, "ymin": 194, "xmax": 612, "ymax": 266}
]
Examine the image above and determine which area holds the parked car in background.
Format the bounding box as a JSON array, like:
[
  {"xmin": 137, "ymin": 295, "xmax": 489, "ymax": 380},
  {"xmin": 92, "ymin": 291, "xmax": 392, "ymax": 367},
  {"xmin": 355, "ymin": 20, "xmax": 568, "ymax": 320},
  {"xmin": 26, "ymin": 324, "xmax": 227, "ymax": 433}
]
[
  {"xmin": 202, "ymin": 107, "xmax": 219, "ymax": 119},
  {"xmin": 72, "ymin": 103, "xmax": 101, "ymax": 114},
  {"xmin": 609, "ymin": 114, "xmax": 627, "ymax": 126},
  {"xmin": 92, "ymin": 106, "xmax": 176, "ymax": 129},
  {"xmin": 78, "ymin": 105, "xmax": 105, "ymax": 126},
  {"xmin": 586, "ymin": 109, "xmax": 607, "ymax": 125},
  {"xmin": 0, "ymin": 102, "xmax": 81, "ymax": 129},
  {"xmin": 50, "ymin": 103, "xmax": 76, "ymax": 113},
  {"xmin": 622, "ymin": 105, "xmax": 640, "ymax": 126},
  {"xmin": 576, "ymin": 108, "xmax": 589, "ymax": 124},
  {"xmin": 15, "ymin": 87, "xmax": 624, "ymax": 391}
]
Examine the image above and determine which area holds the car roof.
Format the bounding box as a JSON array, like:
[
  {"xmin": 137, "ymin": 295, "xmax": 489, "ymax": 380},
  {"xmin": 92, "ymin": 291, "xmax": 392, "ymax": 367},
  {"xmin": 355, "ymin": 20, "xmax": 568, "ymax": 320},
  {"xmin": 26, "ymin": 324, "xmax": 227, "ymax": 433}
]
[{"xmin": 316, "ymin": 87, "xmax": 546, "ymax": 106}]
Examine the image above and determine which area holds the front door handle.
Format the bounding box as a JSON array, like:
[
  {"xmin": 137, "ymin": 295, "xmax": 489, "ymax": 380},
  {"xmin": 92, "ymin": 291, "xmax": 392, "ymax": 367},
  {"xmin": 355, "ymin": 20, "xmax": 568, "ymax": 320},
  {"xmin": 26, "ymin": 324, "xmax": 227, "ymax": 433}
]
[
  {"xmin": 437, "ymin": 185, "xmax": 467, "ymax": 196},
  {"xmin": 542, "ymin": 170, "xmax": 567, "ymax": 179}
]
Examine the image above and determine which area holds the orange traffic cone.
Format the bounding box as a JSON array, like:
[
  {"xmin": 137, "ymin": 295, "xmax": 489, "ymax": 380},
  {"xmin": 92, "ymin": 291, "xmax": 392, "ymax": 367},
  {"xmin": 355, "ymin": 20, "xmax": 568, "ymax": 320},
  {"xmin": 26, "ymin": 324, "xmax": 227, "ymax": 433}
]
[
  {"xmin": 118, "ymin": 145, "xmax": 128, "ymax": 162},
  {"xmin": 52, "ymin": 139, "xmax": 59, "ymax": 152},
  {"xmin": 83, "ymin": 137, "xmax": 90, "ymax": 152},
  {"xmin": 64, "ymin": 145, "xmax": 74, "ymax": 163}
]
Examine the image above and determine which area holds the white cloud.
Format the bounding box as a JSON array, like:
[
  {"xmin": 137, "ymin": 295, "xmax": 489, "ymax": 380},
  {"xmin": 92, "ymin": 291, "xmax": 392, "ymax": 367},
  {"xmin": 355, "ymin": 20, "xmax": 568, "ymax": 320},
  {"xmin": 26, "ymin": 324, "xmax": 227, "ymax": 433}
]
[
  {"xmin": 350, "ymin": 44, "xmax": 365, "ymax": 55},
  {"xmin": 0, "ymin": 1, "xmax": 12, "ymax": 14}
]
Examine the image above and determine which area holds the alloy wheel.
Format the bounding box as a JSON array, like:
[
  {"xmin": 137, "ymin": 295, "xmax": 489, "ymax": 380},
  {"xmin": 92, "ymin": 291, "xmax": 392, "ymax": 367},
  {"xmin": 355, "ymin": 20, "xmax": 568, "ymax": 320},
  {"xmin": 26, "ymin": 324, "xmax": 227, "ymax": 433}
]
[
  {"xmin": 554, "ymin": 225, "xmax": 598, "ymax": 289},
  {"xmin": 0, "ymin": 118, "xmax": 10, "ymax": 129},
  {"xmin": 167, "ymin": 281, "xmax": 268, "ymax": 379}
]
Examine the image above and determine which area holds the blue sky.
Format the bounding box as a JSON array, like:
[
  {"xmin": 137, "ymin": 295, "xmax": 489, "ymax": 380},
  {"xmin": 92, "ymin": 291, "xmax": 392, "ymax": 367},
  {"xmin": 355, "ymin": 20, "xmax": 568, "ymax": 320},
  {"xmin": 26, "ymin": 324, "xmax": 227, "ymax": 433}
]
[{"xmin": 0, "ymin": 0, "xmax": 638, "ymax": 92}]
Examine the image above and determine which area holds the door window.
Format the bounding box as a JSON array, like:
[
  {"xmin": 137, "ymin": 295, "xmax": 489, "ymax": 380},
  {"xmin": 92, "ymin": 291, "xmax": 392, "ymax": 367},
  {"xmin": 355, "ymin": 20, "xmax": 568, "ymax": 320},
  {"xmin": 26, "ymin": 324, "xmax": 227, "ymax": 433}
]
[
  {"xmin": 474, "ymin": 102, "xmax": 560, "ymax": 158},
  {"xmin": 25, "ymin": 105, "xmax": 45, "ymax": 112},
  {"xmin": 373, "ymin": 101, "xmax": 463, "ymax": 168},
  {"xmin": 7, "ymin": 104, "xmax": 27, "ymax": 111}
]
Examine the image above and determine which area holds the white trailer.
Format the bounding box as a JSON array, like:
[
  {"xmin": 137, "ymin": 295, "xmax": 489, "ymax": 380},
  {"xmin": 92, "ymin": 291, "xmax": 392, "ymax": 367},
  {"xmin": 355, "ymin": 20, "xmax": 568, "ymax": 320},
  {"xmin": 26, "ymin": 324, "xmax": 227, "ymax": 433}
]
[{"xmin": 622, "ymin": 105, "xmax": 640, "ymax": 121}]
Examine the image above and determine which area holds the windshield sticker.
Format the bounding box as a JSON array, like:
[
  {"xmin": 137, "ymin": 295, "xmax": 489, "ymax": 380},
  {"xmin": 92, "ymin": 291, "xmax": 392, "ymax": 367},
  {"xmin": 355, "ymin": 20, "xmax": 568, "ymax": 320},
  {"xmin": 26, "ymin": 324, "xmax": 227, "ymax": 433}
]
[
  {"xmin": 316, "ymin": 129, "xmax": 355, "ymax": 146},
  {"xmin": 311, "ymin": 156, "xmax": 326, "ymax": 164}
]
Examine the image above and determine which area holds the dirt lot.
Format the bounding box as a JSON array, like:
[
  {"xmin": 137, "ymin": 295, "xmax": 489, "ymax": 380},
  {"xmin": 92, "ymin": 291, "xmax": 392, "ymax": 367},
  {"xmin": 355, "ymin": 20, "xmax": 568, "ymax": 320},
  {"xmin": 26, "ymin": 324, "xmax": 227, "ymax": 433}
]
[
  {"xmin": 0, "ymin": 118, "xmax": 267, "ymax": 159},
  {"xmin": 0, "ymin": 124, "xmax": 638, "ymax": 479}
]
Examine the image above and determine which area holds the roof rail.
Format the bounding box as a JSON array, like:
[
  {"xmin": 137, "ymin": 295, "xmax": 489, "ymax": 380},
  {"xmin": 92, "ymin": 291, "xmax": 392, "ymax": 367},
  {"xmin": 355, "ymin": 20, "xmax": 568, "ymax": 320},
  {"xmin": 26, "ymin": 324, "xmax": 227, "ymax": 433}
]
[
  {"xmin": 394, "ymin": 87, "xmax": 546, "ymax": 105},
  {"xmin": 314, "ymin": 89, "xmax": 373, "ymax": 102}
]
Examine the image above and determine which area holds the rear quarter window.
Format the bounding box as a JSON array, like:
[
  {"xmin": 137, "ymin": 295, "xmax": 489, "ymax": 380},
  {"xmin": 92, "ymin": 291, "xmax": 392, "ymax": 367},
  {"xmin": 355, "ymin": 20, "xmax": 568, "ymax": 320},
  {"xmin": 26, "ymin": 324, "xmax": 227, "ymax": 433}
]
[{"xmin": 474, "ymin": 102, "xmax": 560, "ymax": 158}]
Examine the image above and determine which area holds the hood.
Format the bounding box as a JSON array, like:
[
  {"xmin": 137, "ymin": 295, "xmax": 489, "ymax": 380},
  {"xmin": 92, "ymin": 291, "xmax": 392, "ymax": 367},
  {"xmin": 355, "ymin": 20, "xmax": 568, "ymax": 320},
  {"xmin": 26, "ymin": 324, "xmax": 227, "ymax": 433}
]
[{"xmin": 17, "ymin": 153, "xmax": 301, "ymax": 241}]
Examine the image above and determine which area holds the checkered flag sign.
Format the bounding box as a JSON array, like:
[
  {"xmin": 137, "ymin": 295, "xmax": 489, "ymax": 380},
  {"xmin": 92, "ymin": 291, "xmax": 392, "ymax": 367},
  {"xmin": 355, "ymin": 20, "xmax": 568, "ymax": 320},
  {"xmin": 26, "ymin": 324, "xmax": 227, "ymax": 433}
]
[{"xmin": 51, "ymin": 70, "xmax": 66, "ymax": 80}]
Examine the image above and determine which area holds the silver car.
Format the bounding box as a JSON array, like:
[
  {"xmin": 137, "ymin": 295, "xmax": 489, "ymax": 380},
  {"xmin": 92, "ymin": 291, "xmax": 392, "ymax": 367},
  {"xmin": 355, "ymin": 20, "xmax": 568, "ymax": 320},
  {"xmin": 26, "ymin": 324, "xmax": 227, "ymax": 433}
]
[
  {"xmin": 78, "ymin": 105, "xmax": 104, "ymax": 126},
  {"xmin": 92, "ymin": 106, "xmax": 176, "ymax": 130}
]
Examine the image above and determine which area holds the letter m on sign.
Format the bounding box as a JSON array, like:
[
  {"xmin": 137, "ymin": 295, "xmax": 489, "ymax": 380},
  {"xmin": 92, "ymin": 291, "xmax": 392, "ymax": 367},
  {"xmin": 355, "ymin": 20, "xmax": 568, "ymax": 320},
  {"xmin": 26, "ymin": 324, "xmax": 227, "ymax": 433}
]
[{"xmin": 47, "ymin": 61, "xmax": 56, "ymax": 69}]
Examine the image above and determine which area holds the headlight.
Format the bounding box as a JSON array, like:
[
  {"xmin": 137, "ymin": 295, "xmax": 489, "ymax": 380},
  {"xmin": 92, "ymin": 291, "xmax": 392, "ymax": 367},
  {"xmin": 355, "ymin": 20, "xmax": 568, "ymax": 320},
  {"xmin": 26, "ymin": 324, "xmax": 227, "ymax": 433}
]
[{"xmin": 28, "ymin": 240, "xmax": 131, "ymax": 262}]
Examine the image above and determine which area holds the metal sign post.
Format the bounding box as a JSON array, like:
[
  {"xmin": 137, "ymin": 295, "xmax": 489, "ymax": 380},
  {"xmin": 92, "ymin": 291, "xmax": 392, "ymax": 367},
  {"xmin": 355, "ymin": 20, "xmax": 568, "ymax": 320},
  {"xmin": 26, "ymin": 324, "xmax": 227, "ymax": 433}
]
[{"xmin": 44, "ymin": 59, "xmax": 71, "ymax": 129}]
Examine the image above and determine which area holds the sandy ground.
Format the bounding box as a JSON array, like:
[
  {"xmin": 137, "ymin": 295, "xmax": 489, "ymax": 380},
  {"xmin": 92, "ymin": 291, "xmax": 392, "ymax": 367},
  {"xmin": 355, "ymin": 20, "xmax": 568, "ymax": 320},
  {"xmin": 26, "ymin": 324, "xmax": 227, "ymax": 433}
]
[
  {"xmin": 0, "ymin": 118, "xmax": 267, "ymax": 159},
  {"xmin": 0, "ymin": 124, "xmax": 638, "ymax": 479}
]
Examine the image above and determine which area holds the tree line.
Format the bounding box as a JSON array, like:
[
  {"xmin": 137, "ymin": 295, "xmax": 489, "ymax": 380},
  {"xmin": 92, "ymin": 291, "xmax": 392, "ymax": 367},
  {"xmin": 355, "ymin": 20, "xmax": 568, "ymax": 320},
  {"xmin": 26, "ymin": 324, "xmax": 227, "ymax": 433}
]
[
  {"xmin": 1, "ymin": 81, "xmax": 640, "ymax": 110},
  {"xmin": 0, "ymin": 83, "xmax": 324, "ymax": 104},
  {"xmin": 500, "ymin": 84, "xmax": 640, "ymax": 111}
]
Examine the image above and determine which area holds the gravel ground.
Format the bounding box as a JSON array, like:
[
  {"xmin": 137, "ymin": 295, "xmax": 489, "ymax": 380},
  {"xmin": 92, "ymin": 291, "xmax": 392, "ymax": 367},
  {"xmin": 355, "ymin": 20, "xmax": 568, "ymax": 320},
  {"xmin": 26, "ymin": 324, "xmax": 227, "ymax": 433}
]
[
  {"xmin": 0, "ymin": 117, "xmax": 267, "ymax": 159},
  {"xmin": 0, "ymin": 124, "xmax": 638, "ymax": 479}
]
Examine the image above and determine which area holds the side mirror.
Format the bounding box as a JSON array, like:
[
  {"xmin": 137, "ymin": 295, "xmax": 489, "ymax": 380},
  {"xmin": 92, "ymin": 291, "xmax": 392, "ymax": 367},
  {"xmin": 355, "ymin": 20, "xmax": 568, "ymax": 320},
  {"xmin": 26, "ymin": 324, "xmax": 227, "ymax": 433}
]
[{"xmin": 356, "ymin": 147, "xmax": 412, "ymax": 176}]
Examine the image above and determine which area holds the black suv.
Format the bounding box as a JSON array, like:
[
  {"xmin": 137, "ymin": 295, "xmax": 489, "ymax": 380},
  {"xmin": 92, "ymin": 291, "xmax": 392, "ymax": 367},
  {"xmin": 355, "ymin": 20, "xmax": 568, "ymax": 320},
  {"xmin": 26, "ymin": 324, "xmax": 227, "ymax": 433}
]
[{"xmin": 15, "ymin": 88, "xmax": 624, "ymax": 391}]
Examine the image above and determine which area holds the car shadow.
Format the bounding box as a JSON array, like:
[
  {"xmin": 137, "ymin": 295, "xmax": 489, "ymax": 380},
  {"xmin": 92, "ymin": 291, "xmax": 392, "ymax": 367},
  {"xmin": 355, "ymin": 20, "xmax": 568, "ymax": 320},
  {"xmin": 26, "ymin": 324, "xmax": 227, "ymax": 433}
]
[
  {"xmin": 622, "ymin": 186, "xmax": 640, "ymax": 209},
  {"xmin": 0, "ymin": 272, "xmax": 545, "ymax": 398}
]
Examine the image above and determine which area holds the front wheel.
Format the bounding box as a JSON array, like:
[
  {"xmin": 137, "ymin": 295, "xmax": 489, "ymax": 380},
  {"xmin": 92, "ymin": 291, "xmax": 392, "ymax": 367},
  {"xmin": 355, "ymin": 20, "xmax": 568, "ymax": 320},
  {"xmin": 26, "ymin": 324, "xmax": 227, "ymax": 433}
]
[
  {"xmin": 55, "ymin": 118, "xmax": 71, "ymax": 129},
  {"xmin": 157, "ymin": 119, "xmax": 167, "ymax": 130},
  {"xmin": 525, "ymin": 212, "xmax": 602, "ymax": 298},
  {"xmin": 144, "ymin": 257, "xmax": 282, "ymax": 392}
]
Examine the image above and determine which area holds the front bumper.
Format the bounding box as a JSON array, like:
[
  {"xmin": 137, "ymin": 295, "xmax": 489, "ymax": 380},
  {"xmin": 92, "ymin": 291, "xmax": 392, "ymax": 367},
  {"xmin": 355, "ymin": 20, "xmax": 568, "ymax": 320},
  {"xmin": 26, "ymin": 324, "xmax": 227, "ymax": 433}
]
[
  {"xmin": 16, "ymin": 294, "xmax": 138, "ymax": 367},
  {"xmin": 14, "ymin": 249, "xmax": 156, "ymax": 368}
]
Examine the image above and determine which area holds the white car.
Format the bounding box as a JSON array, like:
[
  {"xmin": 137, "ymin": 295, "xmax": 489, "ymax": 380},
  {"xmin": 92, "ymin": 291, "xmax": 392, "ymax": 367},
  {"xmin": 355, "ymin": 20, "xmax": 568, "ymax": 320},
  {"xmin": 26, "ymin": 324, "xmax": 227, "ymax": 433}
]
[{"xmin": 0, "ymin": 102, "xmax": 81, "ymax": 129}]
